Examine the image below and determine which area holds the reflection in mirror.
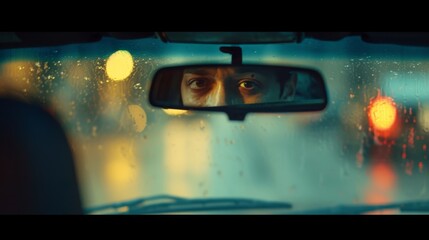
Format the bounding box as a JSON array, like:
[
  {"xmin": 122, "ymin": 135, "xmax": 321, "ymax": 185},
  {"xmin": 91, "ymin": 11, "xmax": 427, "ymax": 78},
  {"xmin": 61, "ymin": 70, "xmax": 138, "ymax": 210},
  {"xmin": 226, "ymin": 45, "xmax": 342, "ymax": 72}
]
[
  {"xmin": 150, "ymin": 65, "xmax": 327, "ymax": 111},
  {"xmin": 181, "ymin": 66, "xmax": 297, "ymax": 107}
]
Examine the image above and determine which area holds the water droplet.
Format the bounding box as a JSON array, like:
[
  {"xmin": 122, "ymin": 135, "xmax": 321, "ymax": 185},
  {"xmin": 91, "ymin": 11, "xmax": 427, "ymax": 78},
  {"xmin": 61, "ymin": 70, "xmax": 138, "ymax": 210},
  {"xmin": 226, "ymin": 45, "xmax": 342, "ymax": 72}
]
[
  {"xmin": 133, "ymin": 83, "xmax": 141, "ymax": 89},
  {"xmin": 408, "ymin": 128, "xmax": 415, "ymax": 146},
  {"xmin": 356, "ymin": 149, "xmax": 364, "ymax": 168},
  {"xmin": 199, "ymin": 120, "xmax": 205, "ymax": 130},
  {"xmin": 405, "ymin": 161, "xmax": 413, "ymax": 175},
  {"xmin": 92, "ymin": 126, "xmax": 97, "ymax": 137}
]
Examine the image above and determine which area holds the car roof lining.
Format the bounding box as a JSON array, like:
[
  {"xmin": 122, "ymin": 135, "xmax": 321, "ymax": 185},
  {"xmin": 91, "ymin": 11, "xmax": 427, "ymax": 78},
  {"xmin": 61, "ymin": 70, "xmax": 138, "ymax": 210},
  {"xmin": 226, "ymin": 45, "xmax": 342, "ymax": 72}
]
[{"xmin": 1, "ymin": 32, "xmax": 429, "ymax": 49}]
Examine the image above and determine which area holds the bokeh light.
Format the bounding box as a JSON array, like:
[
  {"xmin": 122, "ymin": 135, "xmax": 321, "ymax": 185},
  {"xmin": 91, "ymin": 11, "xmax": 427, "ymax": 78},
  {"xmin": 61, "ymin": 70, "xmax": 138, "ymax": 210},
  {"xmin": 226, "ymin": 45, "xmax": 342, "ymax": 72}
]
[
  {"xmin": 368, "ymin": 96, "xmax": 397, "ymax": 131},
  {"xmin": 106, "ymin": 50, "xmax": 134, "ymax": 81},
  {"xmin": 128, "ymin": 105, "xmax": 147, "ymax": 133},
  {"xmin": 163, "ymin": 109, "xmax": 188, "ymax": 116}
]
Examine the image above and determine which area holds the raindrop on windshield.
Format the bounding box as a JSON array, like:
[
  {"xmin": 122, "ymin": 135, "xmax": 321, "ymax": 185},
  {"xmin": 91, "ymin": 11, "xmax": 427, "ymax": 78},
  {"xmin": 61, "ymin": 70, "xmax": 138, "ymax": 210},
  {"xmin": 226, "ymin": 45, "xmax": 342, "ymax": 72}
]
[{"xmin": 199, "ymin": 120, "xmax": 205, "ymax": 130}]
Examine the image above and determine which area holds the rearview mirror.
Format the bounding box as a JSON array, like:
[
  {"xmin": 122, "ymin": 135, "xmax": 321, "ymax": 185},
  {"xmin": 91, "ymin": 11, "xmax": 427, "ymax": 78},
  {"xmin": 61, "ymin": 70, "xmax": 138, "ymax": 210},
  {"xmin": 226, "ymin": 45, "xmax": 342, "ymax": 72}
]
[{"xmin": 149, "ymin": 65, "xmax": 328, "ymax": 121}]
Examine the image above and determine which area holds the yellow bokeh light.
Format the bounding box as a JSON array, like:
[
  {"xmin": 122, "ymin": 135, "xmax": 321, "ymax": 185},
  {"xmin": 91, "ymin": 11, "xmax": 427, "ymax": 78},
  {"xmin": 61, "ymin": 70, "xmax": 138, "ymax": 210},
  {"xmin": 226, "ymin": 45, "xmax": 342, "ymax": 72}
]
[
  {"xmin": 0, "ymin": 61, "xmax": 35, "ymax": 94},
  {"xmin": 103, "ymin": 138, "xmax": 137, "ymax": 189},
  {"xmin": 106, "ymin": 50, "xmax": 134, "ymax": 81},
  {"xmin": 163, "ymin": 108, "xmax": 188, "ymax": 116},
  {"xmin": 105, "ymin": 157, "xmax": 134, "ymax": 186},
  {"xmin": 369, "ymin": 97, "xmax": 397, "ymax": 131},
  {"xmin": 164, "ymin": 119, "xmax": 210, "ymax": 196},
  {"xmin": 128, "ymin": 105, "xmax": 147, "ymax": 133}
]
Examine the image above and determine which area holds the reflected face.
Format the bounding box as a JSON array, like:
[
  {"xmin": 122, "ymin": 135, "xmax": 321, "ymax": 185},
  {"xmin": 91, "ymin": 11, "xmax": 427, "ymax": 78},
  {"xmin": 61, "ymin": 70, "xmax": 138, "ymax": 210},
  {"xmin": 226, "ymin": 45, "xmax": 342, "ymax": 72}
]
[{"xmin": 181, "ymin": 67, "xmax": 296, "ymax": 107}]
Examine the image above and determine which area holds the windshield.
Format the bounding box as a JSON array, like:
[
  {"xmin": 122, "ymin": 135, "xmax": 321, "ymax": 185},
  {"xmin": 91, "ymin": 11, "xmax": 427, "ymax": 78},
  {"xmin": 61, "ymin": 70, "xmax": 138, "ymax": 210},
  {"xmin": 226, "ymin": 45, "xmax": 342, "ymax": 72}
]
[{"xmin": 2, "ymin": 35, "xmax": 429, "ymax": 213}]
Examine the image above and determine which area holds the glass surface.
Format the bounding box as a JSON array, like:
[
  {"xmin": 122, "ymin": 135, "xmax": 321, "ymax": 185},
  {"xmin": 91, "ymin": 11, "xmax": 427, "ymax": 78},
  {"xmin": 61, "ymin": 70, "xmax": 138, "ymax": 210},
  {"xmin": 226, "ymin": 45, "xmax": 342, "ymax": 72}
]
[{"xmin": 150, "ymin": 65, "xmax": 326, "ymax": 109}]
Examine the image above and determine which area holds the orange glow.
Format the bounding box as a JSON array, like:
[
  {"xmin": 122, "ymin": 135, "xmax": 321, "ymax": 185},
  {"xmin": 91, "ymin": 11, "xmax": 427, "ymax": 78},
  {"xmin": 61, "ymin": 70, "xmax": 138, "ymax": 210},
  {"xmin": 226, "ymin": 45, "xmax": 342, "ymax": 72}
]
[
  {"xmin": 363, "ymin": 142, "xmax": 398, "ymax": 214},
  {"xmin": 365, "ymin": 191, "xmax": 390, "ymax": 205},
  {"xmin": 368, "ymin": 95, "xmax": 397, "ymax": 131},
  {"xmin": 370, "ymin": 163, "xmax": 395, "ymax": 190},
  {"xmin": 364, "ymin": 191, "xmax": 397, "ymax": 214}
]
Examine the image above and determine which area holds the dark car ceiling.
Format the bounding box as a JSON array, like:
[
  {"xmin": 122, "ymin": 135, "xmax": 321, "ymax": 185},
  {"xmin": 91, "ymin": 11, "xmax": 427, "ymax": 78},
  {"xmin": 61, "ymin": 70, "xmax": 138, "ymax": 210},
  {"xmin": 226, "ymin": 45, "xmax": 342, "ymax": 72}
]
[{"xmin": 1, "ymin": 32, "xmax": 429, "ymax": 49}]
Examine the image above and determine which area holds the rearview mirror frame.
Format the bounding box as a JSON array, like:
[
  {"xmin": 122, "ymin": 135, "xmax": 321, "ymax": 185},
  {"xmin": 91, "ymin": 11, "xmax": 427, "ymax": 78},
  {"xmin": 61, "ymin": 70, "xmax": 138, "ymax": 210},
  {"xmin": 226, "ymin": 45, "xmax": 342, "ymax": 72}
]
[{"xmin": 149, "ymin": 64, "xmax": 328, "ymax": 121}]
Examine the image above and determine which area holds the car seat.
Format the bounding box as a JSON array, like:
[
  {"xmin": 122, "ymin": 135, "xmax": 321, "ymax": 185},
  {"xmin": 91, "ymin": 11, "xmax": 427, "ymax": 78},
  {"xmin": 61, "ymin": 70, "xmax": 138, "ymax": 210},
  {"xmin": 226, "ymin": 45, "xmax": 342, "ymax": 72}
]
[{"xmin": 0, "ymin": 97, "xmax": 83, "ymax": 214}]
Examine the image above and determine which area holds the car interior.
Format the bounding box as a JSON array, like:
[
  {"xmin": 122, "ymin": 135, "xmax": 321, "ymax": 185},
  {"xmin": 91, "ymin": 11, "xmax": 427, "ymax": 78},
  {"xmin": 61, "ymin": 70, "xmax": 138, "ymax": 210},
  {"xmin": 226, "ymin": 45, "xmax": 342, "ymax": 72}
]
[{"xmin": 2, "ymin": 32, "xmax": 429, "ymax": 214}]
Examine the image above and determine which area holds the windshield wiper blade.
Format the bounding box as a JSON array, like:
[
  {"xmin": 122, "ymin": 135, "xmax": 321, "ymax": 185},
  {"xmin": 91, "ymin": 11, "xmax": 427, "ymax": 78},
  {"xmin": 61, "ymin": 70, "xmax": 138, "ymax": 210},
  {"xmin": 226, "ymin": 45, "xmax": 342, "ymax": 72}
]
[
  {"xmin": 287, "ymin": 200, "xmax": 429, "ymax": 215},
  {"xmin": 85, "ymin": 194, "xmax": 292, "ymax": 214},
  {"xmin": 397, "ymin": 200, "xmax": 429, "ymax": 212},
  {"xmin": 128, "ymin": 198, "xmax": 292, "ymax": 214},
  {"xmin": 85, "ymin": 195, "xmax": 185, "ymax": 214}
]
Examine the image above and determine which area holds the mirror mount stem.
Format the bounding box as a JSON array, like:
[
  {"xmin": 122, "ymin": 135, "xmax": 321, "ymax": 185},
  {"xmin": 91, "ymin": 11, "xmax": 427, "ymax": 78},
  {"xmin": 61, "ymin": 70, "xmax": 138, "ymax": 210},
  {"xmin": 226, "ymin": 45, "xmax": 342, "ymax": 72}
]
[
  {"xmin": 226, "ymin": 111, "xmax": 247, "ymax": 121},
  {"xmin": 220, "ymin": 46, "xmax": 242, "ymax": 65}
]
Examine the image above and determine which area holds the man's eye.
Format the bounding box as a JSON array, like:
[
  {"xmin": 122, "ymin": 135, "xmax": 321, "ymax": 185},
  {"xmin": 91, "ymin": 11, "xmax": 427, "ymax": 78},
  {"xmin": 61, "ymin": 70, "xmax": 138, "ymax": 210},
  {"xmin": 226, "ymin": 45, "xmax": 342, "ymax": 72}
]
[
  {"xmin": 188, "ymin": 78, "xmax": 210, "ymax": 90},
  {"xmin": 238, "ymin": 79, "xmax": 261, "ymax": 92},
  {"xmin": 239, "ymin": 81, "xmax": 257, "ymax": 90}
]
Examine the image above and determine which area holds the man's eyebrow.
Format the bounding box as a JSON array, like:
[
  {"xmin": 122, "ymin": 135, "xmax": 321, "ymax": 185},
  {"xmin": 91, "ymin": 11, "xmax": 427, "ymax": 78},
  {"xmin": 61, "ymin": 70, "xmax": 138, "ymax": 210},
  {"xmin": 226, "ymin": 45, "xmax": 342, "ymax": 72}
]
[{"xmin": 184, "ymin": 68, "xmax": 215, "ymax": 75}]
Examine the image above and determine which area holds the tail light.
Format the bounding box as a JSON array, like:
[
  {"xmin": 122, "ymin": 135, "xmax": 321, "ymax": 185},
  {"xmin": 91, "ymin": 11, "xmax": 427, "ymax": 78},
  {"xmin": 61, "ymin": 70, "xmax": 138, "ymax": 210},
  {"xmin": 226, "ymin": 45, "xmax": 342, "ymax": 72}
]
[{"xmin": 367, "ymin": 93, "xmax": 400, "ymax": 139}]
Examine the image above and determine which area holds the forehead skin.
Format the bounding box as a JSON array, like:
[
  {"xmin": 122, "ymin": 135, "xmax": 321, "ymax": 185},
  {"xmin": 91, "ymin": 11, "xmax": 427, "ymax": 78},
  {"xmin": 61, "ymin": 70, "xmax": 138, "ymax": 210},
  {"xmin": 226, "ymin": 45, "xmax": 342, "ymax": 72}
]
[{"xmin": 184, "ymin": 67, "xmax": 217, "ymax": 75}]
